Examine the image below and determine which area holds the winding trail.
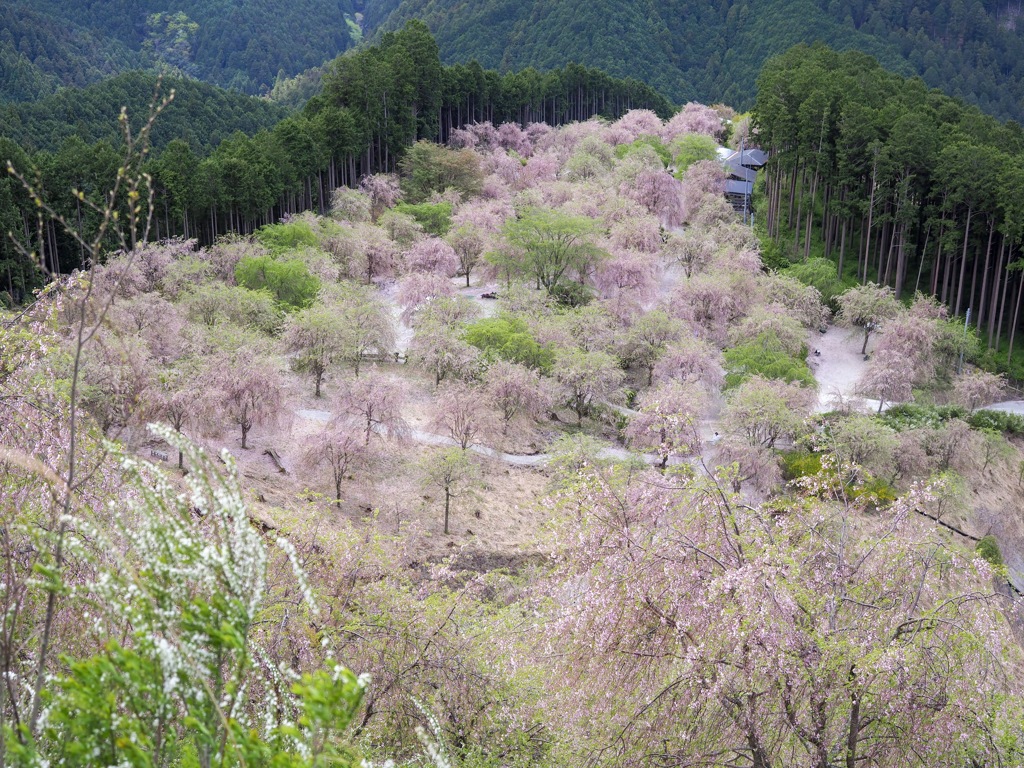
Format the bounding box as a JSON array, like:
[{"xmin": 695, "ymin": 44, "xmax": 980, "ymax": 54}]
[
  {"xmin": 981, "ymin": 400, "xmax": 1024, "ymax": 414},
  {"xmin": 295, "ymin": 407, "xmax": 693, "ymax": 468}
]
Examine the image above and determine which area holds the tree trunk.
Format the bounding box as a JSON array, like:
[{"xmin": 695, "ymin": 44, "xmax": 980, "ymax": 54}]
[
  {"xmin": 838, "ymin": 217, "xmax": 848, "ymax": 278},
  {"xmin": 955, "ymin": 206, "xmax": 972, "ymax": 318},
  {"xmin": 1009, "ymin": 270, "xmax": 1024, "ymax": 364},
  {"xmin": 443, "ymin": 487, "xmax": 451, "ymax": 534},
  {"xmin": 996, "ymin": 242, "xmax": 1014, "ymax": 351},
  {"xmin": 988, "ymin": 235, "xmax": 1006, "ymax": 347},
  {"xmin": 862, "ymin": 155, "xmax": 878, "ymax": 284}
]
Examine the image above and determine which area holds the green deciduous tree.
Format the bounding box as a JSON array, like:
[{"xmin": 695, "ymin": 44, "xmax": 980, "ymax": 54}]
[
  {"xmin": 553, "ymin": 347, "xmax": 624, "ymax": 424},
  {"xmin": 499, "ymin": 207, "xmax": 606, "ymax": 295},
  {"xmin": 419, "ymin": 447, "xmax": 479, "ymax": 535},
  {"xmin": 235, "ymin": 255, "xmax": 320, "ymax": 310},
  {"xmin": 836, "ymin": 283, "xmax": 901, "ymax": 354},
  {"xmin": 399, "ymin": 141, "xmax": 483, "ymax": 203}
]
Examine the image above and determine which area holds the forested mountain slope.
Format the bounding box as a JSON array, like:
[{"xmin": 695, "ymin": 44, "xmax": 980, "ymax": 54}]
[
  {"xmin": 363, "ymin": 0, "xmax": 1024, "ymax": 122},
  {"xmin": 0, "ymin": 72, "xmax": 290, "ymax": 154},
  {"xmin": 0, "ymin": 0, "xmax": 362, "ymax": 100},
  {"xmin": 0, "ymin": 23, "xmax": 671, "ymax": 293},
  {"xmin": 752, "ymin": 44, "xmax": 1024, "ymax": 375}
]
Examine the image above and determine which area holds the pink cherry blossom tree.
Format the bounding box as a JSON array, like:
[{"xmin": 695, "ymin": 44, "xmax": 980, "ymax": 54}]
[
  {"xmin": 714, "ymin": 437, "xmax": 784, "ymax": 492},
  {"xmin": 669, "ymin": 273, "xmax": 743, "ymax": 345},
  {"xmin": 952, "ymin": 369, "xmax": 1005, "ymax": 410},
  {"xmin": 109, "ymin": 292, "xmax": 185, "ymax": 364},
  {"xmin": 652, "ymin": 336, "xmax": 725, "ymax": 392},
  {"xmin": 663, "ymin": 230, "xmax": 713, "ymax": 278},
  {"xmin": 538, "ymin": 464, "xmax": 1020, "ymax": 766},
  {"xmin": 607, "ymin": 215, "xmax": 662, "ymax": 254},
  {"xmin": 612, "ymin": 109, "xmax": 664, "ymax": 141},
  {"xmin": 762, "ymin": 273, "xmax": 829, "ymax": 328},
  {"xmin": 858, "ymin": 347, "xmax": 915, "ymax": 412},
  {"xmin": 534, "ymin": 302, "xmax": 618, "ymax": 354},
  {"xmin": 310, "ymin": 282, "xmax": 396, "ymax": 376},
  {"xmin": 404, "ymin": 237, "xmax": 460, "ymax": 277},
  {"xmin": 330, "ymin": 187, "xmax": 372, "ymax": 222},
  {"xmin": 679, "ymin": 160, "xmax": 726, "ymax": 223},
  {"xmin": 379, "ymin": 209, "xmax": 424, "ymax": 246},
  {"xmin": 78, "ymin": 332, "xmax": 155, "ymax": 437},
  {"xmin": 359, "ymin": 173, "xmax": 402, "ymax": 221},
  {"xmin": 202, "ymin": 236, "xmax": 267, "ymax": 284},
  {"xmin": 525, "ymin": 121, "xmax": 552, "ymax": 145},
  {"xmin": 722, "ymin": 375, "xmax": 814, "ymax": 449},
  {"xmin": 429, "ymin": 381, "xmax": 495, "ymax": 449},
  {"xmin": 446, "ymin": 224, "xmax": 488, "ymax": 287},
  {"xmin": 303, "ymin": 418, "xmax": 369, "ymax": 504},
  {"xmin": 149, "ymin": 359, "xmax": 209, "ymax": 468},
  {"xmin": 836, "ymin": 283, "xmax": 902, "ymax": 354},
  {"xmin": 522, "ymin": 151, "xmax": 561, "ymax": 188},
  {"xmin": 623, "ymin": 309, "xmax": 685, "ymax": 384},
  {"xmin": 626, "ymin": 381, "xmax": 706, "ymax": 467},
  {"xmin": 482, "ymin": 360, "xmax": 553, "ymax": 434},
  {"xmin": 335, "ymin": 372, "xmax": 409, "ymax": 445},
  {"xmin": 209, "ymin": 354, "xmax": 285, "ymax": 449},
  {"xmin": 620, "ymin": 168, "xmax": 685, "ymax": 227},
  {"xmin": 553, "ymin": 347, "xmax": 624, "ymax": 424},
  {"xmin": 410, "ymin": 323, "xmax": 481, "ymax": 385},
  {"xmin": 396, "ymin": 272, "xmax": 457, "ymax": 324},
  {"xmin": 662, "ymin": 102, "xmax": 724, "ymax": 142},
  {"xmin": 496, "ymin": 121, "xmax": 533, "ymax": 156},
  {"xmin": 730, "ymin": 305, "xmax": 808, "ymax": 358},
  {"xmin": 594, "ymin": 249, "xmax": 659, "ymax": 320}
]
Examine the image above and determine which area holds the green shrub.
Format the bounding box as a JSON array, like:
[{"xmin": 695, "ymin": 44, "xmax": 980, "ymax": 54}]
[
  {"xmin": 669, "ymin": 133, "xmax": 718, "ymax": 173},
  {"xmin": 624, "ymin": 388, "xmax": 638, "ymax": 409},
  {"xmin": 782, "ymin": 257, "xmax": 849, "ymax": 310},
  {"xmin": 852, "ymin": 476, "xmax": 898, "ymax": 510},
  {"xmin": 976, "ymin": 535, "xmax": 1005, "ymax": 569},
  {"xmin": 967, "ymin": 409, "xmax": 1024, "ymax": 436},
  {"xmin": 723, "ymin": 335, "xmax": 815, "ymax": 388},
  {"xmin": 759, "ymin": 238, "xmax": 791, "ymax": 271},
  {"xmin": 399, "ymin": 140, "xmax": 484, "ymax": 202},
  {"xmin": 878, "ymin": 403, "xmax": 968, "ymax": 431},
  {"xmin": 394, "ymin": 201, "xmax": 453, "ymax": 236},
  {"xmin": 614, "ymin": 134, "xmax": 672, "ymax": 167},
  {"xmin": 235, "ymin": 255, "xmax": 320, "ymax": 310},
  {"xmin": 464, "ymin": 315, "xmax": 554, "ymax": 372},
  {"xmin": 254, "ymin": 220, "xmax": 318, "ymax": 255},
  {"xmin": 549, "ymin": 280, "xmax": 594, "ymax": 308},
  {"xmin": 781, "ymin": 450, "xmax": 823, "ymax": 480}
]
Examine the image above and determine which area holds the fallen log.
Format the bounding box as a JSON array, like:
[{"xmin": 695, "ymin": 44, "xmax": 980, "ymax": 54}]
[{"xmin": 263, "ymin": 448, "xmax": 287, "ymax": 474}]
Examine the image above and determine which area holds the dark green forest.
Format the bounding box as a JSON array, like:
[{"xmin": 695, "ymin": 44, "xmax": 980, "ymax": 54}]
[
  {"xmin": 366, "ymin": 0, "xmax": 1024, "ymax": 123},
  {"xmin": 0, "ymin": 0, "xmax": 361, "ymax": 100},
  {"xmin": 0, "ymin": 73, "xmax": 290, "ymax": 154},
  {"xmin": 0, "ymin": 22, "xmax": 670, "ymax": 301},
  {"xmin": 753, "ymin": 44, "xmax": 1024, "ymax": 373},
  {"xmin": 8, "ymin": 0, "xmax": 1024, "ymax": 124}
]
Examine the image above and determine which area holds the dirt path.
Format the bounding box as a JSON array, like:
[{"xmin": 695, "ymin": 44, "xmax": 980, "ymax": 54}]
[
  {"xmin": 295, "ymin": 406, "xmax": 712, "ymax": 468},
  {"xmin": 807, "ymin": 325, "xmax": 880, "ymax": 412},
  {"xmin": 383, "ymin": 276, "xmax": 502, "ymax": 355},
  {"xmin": 983, "ymin": 400, "xmax": 1024, "ymax": 414}
]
